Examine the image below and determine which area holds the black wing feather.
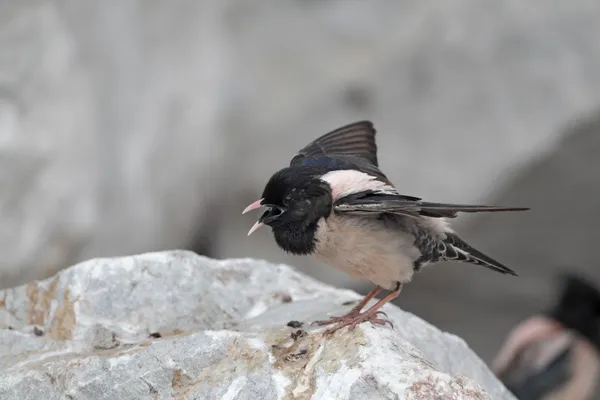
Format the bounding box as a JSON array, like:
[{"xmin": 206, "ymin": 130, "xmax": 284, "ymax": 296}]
[
  {"xmin": 334, "ymin": 190, "xmax": 529, "ymax": 219},
  {"xmin": 291, "ymin": 121, "xmax": 379, "ymax": 167}
]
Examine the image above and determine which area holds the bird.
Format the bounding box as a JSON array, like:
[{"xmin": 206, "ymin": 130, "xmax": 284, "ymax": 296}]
[
  {"xmin": 492, "ymin": 273, "xmax": 600, "ymax": 400},
  {"xmin": 242, "ymin": 120, "xmax": 528, "ymax": 335}
]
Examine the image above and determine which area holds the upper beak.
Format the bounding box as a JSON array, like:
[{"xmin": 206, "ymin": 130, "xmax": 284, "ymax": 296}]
[{"xmin": 242, "ymin": 198, "xmax": 264, "ymax": 215}]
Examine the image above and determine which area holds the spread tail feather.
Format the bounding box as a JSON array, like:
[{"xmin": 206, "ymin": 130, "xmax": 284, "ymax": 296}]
[{"xmin": 444, "ymin": 233, "xmax": 518, "ymax": 276}]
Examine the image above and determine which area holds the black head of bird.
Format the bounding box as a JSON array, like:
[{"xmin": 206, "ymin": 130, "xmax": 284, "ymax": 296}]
[{"xmin": 243, "ymin": 167, "xmax": 333, "ymax": 255}]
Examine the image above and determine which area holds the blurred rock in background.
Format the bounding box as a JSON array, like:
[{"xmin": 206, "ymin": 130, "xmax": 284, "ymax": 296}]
[
  {"xmin": 0, "ymin": 0, "xmax": 226, "ymax": 288},
  {"xmin": 2, "ymin": 0, "xmax": 600, "ymax": 382}
]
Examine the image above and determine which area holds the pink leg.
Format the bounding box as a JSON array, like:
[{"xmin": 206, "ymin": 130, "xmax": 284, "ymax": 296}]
[
  {"xmin": 321, "ymin": 283, "xmax": 403, "ymax": 335},
  {"xmin": 312, "ymin": 286, "xmax": 382, "ymax": 326}
]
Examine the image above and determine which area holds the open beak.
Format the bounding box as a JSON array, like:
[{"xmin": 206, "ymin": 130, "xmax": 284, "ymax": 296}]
[
  {"xmin": 243, "ymin": 198, "xmax": 265, "ymax": 236},
  {"xmin": 242, "ymin": 198, "xmax": 264, "ymax": 215}
]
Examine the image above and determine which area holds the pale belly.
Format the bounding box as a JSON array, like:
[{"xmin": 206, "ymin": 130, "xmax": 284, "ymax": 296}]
[{"xmin": 312, "ymin": 215, "xmax": 420, "ymax": 290}]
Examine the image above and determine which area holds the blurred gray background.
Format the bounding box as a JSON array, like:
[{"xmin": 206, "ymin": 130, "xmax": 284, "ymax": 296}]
[{"xmin": 2, "ymin": 0, "xmax": 600, "ymax": 376}]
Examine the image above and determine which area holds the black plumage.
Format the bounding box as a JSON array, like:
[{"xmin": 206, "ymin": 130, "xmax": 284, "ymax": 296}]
[{"xmin": 291, "ymin": 120, "xmax": 380, "ymax": 167}]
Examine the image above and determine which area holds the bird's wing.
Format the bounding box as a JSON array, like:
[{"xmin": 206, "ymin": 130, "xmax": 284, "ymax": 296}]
[
  {"xmin": 290, "ymin": 120, "xmax": 379, "ymax": 167},
  {"xmin": 334, "ymin": 190, "xmax": 530, "ymax": 219},
  {"xmin": 290, "ymin": 121, "xmax": 393, "ymax": 183}
]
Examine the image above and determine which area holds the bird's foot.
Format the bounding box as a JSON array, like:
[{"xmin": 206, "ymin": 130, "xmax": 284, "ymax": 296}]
[
  {"xmin": 311, "ymin": 283, "xmax": 400, "ymax": 335},
  {"xmin": 311, "ymin": 309, "xmax": 387, "ymax": 327},
  {"xmin": 312, "ymin": 308, "xmax": 391, "ymax": 335},
  {"xmin": 320, "ymin": 311, "xmax": 393, "ymax": 336},
  {"xmin": 311, "ymin": 310, "xmax": 359, "ymax": 327}
]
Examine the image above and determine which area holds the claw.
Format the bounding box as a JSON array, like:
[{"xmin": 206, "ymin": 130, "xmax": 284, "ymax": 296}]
[
  {"xmin": 381, "ymin": 318, "xmax": 394, "ymax": 328},
  {"xmin": 311, "ymin": 310, "xmax": 361, "ymax": 327},
  {"xmin": 367, "ymin": 318, "xmax": 393, "ymax": 328},
  {"xmin": 319, "ymin": 311, "xmax": 394, "ymax": 336},
  {"xmin": 313, "ymin": 284, "xmax": 401, "ymax": 335},
  {"xmin": 312, "ymin": 315, "xmax": 355, "ymax": 327}
]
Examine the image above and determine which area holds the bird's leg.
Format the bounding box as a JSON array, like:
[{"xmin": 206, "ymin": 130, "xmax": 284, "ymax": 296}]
[
  {"xmin": 311, "ymin": 286, "xmax": 382, "ymax": 327},
  {"xmin": 323, "ymin": 283, "xmax": 403, "ymax": 335}
]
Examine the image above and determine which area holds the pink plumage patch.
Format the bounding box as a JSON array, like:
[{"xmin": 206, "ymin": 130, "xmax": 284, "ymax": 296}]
[{"xmin": 320, "ymin": 170, "xmax": 397, "ymax": 200}]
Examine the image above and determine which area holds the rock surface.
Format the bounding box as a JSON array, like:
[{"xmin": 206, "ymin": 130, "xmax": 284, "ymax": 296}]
[{"xmin": 0, "ymin": 251, "xmax": 514, "ymax": 399}]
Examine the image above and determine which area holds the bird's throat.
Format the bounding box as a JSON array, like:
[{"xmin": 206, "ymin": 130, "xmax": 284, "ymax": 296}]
[{"xmin": 272, "ymin": 222, "xmax": 317, "ymax": 256}]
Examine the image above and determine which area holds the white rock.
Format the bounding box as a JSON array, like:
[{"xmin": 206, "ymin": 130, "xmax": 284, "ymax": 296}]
[{"xmin": 0, "ymin": 250, "xmax": 515, "ymax": 399}]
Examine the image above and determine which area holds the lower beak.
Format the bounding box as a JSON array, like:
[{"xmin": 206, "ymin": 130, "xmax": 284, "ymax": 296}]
[
  {"xmin": 242, "ymin": 199, "xmax": 264, "ymax": 215},
  {"xmin": 247, "ymin": 221, "xmax": 264, "ymax": 236}
]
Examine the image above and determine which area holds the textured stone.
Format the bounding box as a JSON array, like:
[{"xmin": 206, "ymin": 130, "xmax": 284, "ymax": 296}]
[{"xmin": 0, "ymin": 251, "xmax": 514, "ymax": 399}]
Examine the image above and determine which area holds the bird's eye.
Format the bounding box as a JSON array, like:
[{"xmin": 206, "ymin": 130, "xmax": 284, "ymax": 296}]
[{"xmin": 271, "ymin": 207, "xmax": 284, "ymax": 216}]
